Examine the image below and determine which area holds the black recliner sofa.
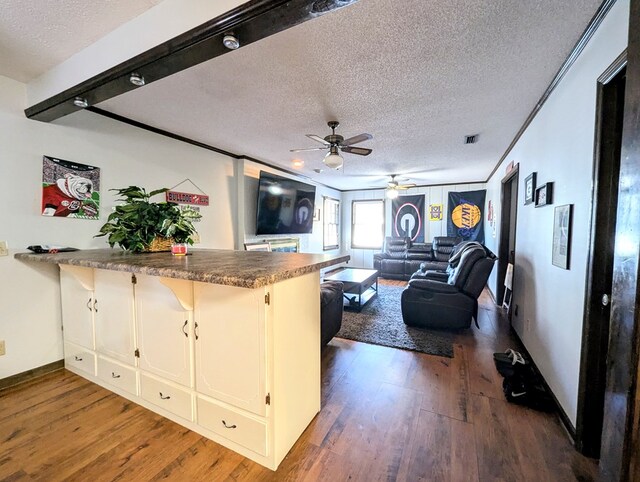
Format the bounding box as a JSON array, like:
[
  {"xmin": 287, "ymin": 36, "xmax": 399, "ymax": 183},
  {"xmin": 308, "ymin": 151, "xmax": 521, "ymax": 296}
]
[
  {"xmin": 320, "ymin": 281, "xmax": 344, "ymax": 346},
  {"xmin": 373, "ymin": 236, "xmax": 460, "ymax": 280},
  {"xmin": 401, "ymin": 244, "xmax": 496, "ymax": 329}
]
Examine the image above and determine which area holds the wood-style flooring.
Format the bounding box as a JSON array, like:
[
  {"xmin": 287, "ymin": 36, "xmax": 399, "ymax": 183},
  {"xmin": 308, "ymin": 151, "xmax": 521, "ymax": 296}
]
[{"xmin": 0, "ymin": 280, "xmax": 598, "ymax": 481}]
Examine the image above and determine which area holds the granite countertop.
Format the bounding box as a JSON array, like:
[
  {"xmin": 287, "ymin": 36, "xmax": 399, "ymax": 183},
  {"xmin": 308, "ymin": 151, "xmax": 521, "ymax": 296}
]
[{"xmin": 14, "ymin": 249, "xmax": 350, "ymax": 289}]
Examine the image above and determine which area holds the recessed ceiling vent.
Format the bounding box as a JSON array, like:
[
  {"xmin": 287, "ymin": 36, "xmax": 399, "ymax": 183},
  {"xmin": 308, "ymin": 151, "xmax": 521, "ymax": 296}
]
[
  {"xmin": 312, "ymin": 0, "xmax": 357, "ymax": 14},
  {"xmin": 464, "ymin": 134, "xmax": 479, "ymax": 144}
]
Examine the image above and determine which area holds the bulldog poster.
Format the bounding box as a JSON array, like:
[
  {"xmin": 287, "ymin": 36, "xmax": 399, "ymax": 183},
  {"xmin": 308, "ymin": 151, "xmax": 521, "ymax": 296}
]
[{"xmin": 42, "ymin": 156, "xmax": 100, "ymax": 219}]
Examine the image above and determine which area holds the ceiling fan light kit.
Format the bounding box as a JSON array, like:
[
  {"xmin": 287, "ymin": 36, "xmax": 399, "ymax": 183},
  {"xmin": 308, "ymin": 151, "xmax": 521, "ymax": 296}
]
[
  {"xmin": 324, "ymin": 146, "xmax": 343, "ymax": 169},
  {"xmin": 386, "ymin": 188, "xmax": 399, "ymax": 199}
]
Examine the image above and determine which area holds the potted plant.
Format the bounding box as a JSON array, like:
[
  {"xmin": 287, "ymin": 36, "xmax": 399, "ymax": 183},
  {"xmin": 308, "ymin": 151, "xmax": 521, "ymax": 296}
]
[{"xmin": 96, "ymin": 186, "xmax": 201, "ymax": 252}]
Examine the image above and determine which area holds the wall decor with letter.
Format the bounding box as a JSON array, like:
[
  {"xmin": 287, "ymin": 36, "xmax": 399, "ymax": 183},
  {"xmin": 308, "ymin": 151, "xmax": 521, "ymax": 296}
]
[
  {"xmin": 392, "ymin": 195, "xmax": 425, "ymax": 243},
  {"xmin": 41, "ymin": 155, "xmax": 100, "ymax": 219},
  {"xmin": 447, "ymin": 190, "xmax": 486, "ymax": 243},
  {"xmin": 524, "ymin": 172, "xmax": 536, "ymax": 205},
  {"xmin": 552, "ymin": 204, "xmax": 572, "ymax": 269}
]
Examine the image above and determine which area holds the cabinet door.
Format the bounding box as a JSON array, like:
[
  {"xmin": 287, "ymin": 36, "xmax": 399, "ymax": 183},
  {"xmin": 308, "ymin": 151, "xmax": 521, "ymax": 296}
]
[
  {"xmin": 136, "ymin": 274, "xmax": 192, "ymax": 387},
  {"xmin": 194, "ymin": 282, "xmax": 266, "ymax": 416},
  {"xmin": 94, "ymin": 269, "xmax": 136, "ymax": 365},
  {"xmin": 60, "ymin": 268, "xmax": 94, "ymax": 349}
]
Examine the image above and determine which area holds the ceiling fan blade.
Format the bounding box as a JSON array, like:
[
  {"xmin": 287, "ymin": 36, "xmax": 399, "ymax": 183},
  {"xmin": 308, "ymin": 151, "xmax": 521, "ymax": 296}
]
[
  {"xmin": 306, "ymin": 134, "xmax": 330, "ymax": 146},
  {"xmin": 290, "ymin": 147, "xmax": 328, "ymax": 152},
  {"xmin": 396, "ymin": 184, "xmax": 417, "ymax": 190},
  {"xmin": 341, "ymin": 133, "xmax": 373, "ymax": 146},
  {"xmin": 341, "ymin": 146, "xmax": 372, "ymax": 156}
]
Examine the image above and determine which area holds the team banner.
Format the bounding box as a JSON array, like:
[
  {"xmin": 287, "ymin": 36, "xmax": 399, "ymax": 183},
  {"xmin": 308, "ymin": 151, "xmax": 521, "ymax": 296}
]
[
  {"xmin": 447, "ymin": 190, "xmax": 486, "ymax": 243},
  {"xmin": 392, "ymin": 194, "xmax": 425, "ymax": 243}
]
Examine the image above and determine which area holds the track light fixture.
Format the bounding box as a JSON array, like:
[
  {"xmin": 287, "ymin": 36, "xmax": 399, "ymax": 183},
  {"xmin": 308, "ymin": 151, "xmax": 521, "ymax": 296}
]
[
  {"xmin": 129, "ymin": 73, "xmax": 145, "ymax": 86},
  {"xmin": 223, "ymin": 33, "xmax": 240, "ymax": 50},
  {"xmin": 73, "ymin": 97, "xmax": 89, "ymax": 108}
]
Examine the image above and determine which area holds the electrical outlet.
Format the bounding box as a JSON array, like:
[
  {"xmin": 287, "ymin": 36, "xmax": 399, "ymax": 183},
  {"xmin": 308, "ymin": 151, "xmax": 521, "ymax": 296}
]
[
  {"xmin": 525, "ymin": 318, "xmax": 531, "ymax": 332},
  {"xmin": 514, "ymin": 304, "xmax": 519, "ymax": 317},
  {"xmin": 0, "ymin": 241, "xmax": 7, "ymax": 256},
  {"xmin": 0, "ymin": 340, "xmax": 5, "ymax": 356},
  {"xmin": 192, "ymin": 232, "xmax": 201, "ymax": 244}
]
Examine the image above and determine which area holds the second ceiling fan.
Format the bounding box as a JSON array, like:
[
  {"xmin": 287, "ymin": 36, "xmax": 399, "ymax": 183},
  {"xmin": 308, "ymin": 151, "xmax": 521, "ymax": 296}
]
[{"xmin": 290, "ymin": 121, "xmax": 373, "ymax": 170}]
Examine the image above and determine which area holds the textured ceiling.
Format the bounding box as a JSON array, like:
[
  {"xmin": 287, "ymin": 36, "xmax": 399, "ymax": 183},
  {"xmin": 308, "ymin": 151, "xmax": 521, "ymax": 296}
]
[
  {"xmin": 0, "ymin": 0, "xmax": 161, "ymax": 83},
  {"xmin": 98, "ymin": 0, "xmax": 602, "ymax": 191}
]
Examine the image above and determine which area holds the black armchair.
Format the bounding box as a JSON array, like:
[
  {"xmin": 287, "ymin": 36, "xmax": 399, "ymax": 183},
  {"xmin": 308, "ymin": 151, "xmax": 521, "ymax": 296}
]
[
  {"xmin": 320, "ymin": 281, "xmax": 344, "ymax": 346},
  {"xmin": 401, "ymin": 244, "xmax": 496, "ymax": 329}
]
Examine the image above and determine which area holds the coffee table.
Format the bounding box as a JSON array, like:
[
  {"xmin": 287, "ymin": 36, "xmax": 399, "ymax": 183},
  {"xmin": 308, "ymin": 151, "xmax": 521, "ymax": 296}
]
[{"xmin": 324, "ymin": 268, "xmax": 378, "ymax": 312}]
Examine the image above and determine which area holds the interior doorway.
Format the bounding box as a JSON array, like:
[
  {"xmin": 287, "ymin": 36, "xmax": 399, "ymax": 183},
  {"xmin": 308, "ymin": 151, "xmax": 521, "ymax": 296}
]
[
  {"xmin": 497, "ymin": 167, "xmax": 519, "ymax": 309},
  {"xmin": 576, "ymin": 55, "xmax": 626, "ymax": 458}
]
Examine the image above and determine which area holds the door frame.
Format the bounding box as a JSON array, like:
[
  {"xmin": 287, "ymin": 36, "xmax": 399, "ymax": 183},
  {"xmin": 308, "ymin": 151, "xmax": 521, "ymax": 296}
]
[
  {"xmin": 496, "ymin": 165, "xmax": 519, "ymax": 305},
  {"xmin": 576, "ymin": 51, "xmax": 627, "ymax": 458},
  {"xmin": 600, "ymin": 0, "xmax": 640, "ymax": 478}
]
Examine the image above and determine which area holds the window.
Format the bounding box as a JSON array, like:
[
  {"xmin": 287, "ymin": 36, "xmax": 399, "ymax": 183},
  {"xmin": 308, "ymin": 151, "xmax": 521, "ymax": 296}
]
[
  {"xmin": 323, "ymin": 196, "xmax": 340, "ymax": 250},
  {"xmin": 351, "ymin": 200, "xmax": 384, "ymax": 249}
]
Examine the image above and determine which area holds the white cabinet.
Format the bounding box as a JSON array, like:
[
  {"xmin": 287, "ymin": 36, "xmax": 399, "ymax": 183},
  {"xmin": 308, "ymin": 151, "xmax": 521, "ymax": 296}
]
[
  {"xmin": 64, "ymin": 341, "xmax": 96, "ymax": 376},
  {"xmin": 140, "ymin": 373, "xmax": 193, "ymax": 421},
  {"xmin": 97, "ymin": 356, "xmax": 137, "ymax": 396},
  {"xmin": 194, "ymin": 282, "xmax": 267, "ymax": 416},
  {"xmin": 135, "ymin": 275, "xmax": 193, "ymax": 387},
  {"xmin": 60, "ymin": 267, "xmax": 94, "ymax": 349},
  {"xmin": 94, "ymin": 269, "xmax": 136, "ymax": 365}
]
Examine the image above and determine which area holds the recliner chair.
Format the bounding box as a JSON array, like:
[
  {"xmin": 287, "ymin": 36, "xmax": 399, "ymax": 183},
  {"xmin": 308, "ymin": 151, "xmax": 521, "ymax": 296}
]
[
  {"xmin": 401, "ymin": 244, "xmax": 496, "ymax": 329},
  {"xmin": 320, "ymin": 281, "xmax": 344, "ymax": 346}
]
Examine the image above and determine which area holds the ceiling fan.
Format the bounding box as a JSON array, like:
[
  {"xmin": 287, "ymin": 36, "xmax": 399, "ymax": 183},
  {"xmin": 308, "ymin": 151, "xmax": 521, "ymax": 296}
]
[
  {"xmin": 386, "ymin": 174, "xmax": 416, "ymax": 199},
  {"xmin": 290, "ymin": 121, "xmax": 373, "ymax": 170}
]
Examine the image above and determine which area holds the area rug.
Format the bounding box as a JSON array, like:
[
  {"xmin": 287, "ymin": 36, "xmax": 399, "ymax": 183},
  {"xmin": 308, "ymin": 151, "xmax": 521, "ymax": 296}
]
[{"xmin": 336, "ymin": 284, "xmax": 454, "ymax": 358}]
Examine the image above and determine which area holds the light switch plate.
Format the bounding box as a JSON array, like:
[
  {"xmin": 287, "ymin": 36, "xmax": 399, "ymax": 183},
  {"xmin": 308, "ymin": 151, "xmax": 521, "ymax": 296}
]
[
  {"xmin": 191, "ymin": 233, "xmax": 201, "ymax": 244},
  {"xmin": 0, "ymin": 340, "xmax": 5, "ymax": 356},
  {"xmin": 0, "ymin": 241, "xmax": 7, "ymax": 256}
]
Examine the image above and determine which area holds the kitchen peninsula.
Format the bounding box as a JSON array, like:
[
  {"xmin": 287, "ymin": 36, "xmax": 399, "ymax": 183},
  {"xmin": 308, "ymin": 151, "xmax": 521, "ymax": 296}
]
[{"xmin": 15, "ymin": 248, "xmax": 349, "ymax": 470}]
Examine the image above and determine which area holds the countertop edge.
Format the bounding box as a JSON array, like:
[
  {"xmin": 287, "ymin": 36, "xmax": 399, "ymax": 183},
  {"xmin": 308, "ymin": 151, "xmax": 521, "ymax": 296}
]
[{"xmin": 14, "ymin": 252, "xmax": 351, "ymax": 289}]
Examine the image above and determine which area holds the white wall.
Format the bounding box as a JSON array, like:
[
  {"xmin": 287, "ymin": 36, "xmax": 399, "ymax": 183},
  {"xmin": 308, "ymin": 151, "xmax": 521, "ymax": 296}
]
[
  {"xmin": 0, "ymin": 74, "xmax": 236, "ymax": 379},
  {"xmin": 241, "ymin": 160, "xmax": 343, "ymax": 256},
  {"xmin": 484, "ymin": 0, "xmax": 629, "ymax": 426},
  {"xmin": 342, "ymin": 183, "xmax": 485, "ymax": 268}
]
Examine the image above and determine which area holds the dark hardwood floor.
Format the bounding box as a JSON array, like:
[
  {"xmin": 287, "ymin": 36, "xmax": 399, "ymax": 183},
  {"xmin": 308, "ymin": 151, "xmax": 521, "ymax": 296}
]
[{"xmin": 0, "ymin": 280, "xmax": 598, "ymax": 481}]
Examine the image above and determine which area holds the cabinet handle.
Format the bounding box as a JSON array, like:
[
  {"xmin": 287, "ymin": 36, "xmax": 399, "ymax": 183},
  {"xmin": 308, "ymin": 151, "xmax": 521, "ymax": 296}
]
[
  {"xmin": 93, "ymin": 299, "xmax": 98, "ymax": 312},
  {"xmin": 111, "ymin": 372, "xmax": 121, "ymax": 379},
  {"xmin": 194, "ymin": 322, "xmax": 199, "ymax": 340},
  {"xmin": 182, "ymin": 320, "xmax": 188, "ymax": 338},
  {"xmin": 222, "ymin": 420, "xmax": 237, "ymax": 429},
  {"xmin": 159, "ymin": 392, "xmax": 171, "ymax": 400},
  {"xmin": 74, "ymin": 355, "xmax": 83, "ymax": 361},
  {"xmin": 86, "ymin": 298, "xmax": 92, "ymax": 311}
]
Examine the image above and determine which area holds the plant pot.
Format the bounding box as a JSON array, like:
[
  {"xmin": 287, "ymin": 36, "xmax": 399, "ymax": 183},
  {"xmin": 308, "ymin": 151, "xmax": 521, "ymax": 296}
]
[{"xmin": 146, "ymin": 237, "xmax": 174, "ymax": 252}]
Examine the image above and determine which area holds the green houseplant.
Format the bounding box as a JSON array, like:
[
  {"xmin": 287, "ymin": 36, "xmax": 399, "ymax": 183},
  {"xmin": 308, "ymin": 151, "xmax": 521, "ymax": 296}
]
[{"xmin": 96, "ymin": 186, "xmax": 201, "ymax": 252}]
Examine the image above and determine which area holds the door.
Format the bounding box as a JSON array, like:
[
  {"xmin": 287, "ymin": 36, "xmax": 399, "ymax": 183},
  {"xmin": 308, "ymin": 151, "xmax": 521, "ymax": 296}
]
[
  {"xmin": 576, "ymin": 61, "xmax": 626, "ymax": 458},
  {"xmin": 94, "ymin": 269, "xmax": 136, "ymax": 365},
  {"xmin": 194, "ymin": 282, "xmax": 266, "ymax": 416},
  {"xmin": 136, "ymin": 274, "xmax": 193, "ymax": 387},
  {"xmin": 60, "ymin": 268, "xmax": 95, "ymax": 349},
  {"xmin": 497, "ymin": 167, "xmax": 519, "ymax": 307}
]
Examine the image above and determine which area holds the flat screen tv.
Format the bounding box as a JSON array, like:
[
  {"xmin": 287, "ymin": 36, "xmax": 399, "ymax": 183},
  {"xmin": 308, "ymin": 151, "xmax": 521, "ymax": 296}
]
[{"xmin": 256, "ymin": 171, "xmax": 316, "ymax": 235}]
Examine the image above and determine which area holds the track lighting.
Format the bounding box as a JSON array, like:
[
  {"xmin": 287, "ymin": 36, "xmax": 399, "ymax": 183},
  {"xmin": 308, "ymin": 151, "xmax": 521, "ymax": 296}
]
[
  {"xmin": 129, "ymin": 73, "xmax": 145, "ymax": 86},
  {"xmin": 73, "ymin": 97, "xmax": 89, "ymax": 108},
  {"xmin": 223, "ymin": 33, "xmax": 240, "ymax": 50}
]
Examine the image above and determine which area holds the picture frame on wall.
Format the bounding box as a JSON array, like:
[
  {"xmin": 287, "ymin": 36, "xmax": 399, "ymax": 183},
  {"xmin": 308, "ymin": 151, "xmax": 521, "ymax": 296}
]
[
  {"xmin": 552, "ymin": 204, "xmax": 572, "ymax": 269},
  {"xmin": 535, "ymin": 182, "xmax": 553, "ymax": 207},
  {"xmin": 524, "ymin": 172, "xmax": 536, "ymax": 205}
]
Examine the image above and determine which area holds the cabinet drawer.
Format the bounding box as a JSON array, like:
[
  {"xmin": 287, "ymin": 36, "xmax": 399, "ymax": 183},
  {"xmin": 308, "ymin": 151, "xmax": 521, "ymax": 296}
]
[
  {"xmin": 197, "ymin": 396, "xmax": 267, "ymax": 456},
  {"xmin": 140, "ymin": 373, "xmax": 193, "ymax": 421},
  {"xmin": 97, "ymin": 357, "xmax": 137, "ymax": 396},
  {"xmin": 64, "ymin": 342, "xmax": 96, "ymax": 376}
]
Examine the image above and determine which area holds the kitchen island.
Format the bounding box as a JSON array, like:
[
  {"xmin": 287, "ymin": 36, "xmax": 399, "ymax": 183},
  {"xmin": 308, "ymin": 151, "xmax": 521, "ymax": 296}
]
[{"xmin": 15, "ymin": 249, "xmax": 349, "ymax": 470}]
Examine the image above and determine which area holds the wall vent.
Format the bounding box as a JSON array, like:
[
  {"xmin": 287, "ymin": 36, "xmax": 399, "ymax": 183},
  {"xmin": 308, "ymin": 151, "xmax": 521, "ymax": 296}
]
[{"xmin": 464, "ymin": 134, "xmax": 478, "ymax": 144}]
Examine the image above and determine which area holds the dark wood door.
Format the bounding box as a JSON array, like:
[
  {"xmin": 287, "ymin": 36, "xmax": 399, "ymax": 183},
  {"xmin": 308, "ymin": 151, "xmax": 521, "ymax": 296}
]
[{"xmin": 576, "ymin": 60, "xmax": 626, "ymax": 458}]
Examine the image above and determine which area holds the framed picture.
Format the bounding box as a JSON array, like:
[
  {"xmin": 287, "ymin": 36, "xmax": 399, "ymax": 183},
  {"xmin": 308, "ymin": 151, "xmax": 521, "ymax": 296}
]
[
  {"xmin": 552, "ymin": 204, "xmax": 572, "ymax": 269},
  {"xmin": 535, "ymin": 182, "xmax": 553, "ymax": 207},
  {"xmin": 244, "ymin": 242, "xmax": 271, "ymax": 252},
  {"xmin": 524, "ymin": 172, "xmax": 536, "ymax": 205}
]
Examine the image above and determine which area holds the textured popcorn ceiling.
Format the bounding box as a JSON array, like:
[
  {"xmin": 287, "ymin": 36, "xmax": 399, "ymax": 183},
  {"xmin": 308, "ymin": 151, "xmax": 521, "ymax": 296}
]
[
  {"xmin": 99, "ymin": 0, "xmax": 602, "ymax": 190},
  {"xmin": 0, "ymin": 0, "xmax": 161, "ymax": 83}
]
